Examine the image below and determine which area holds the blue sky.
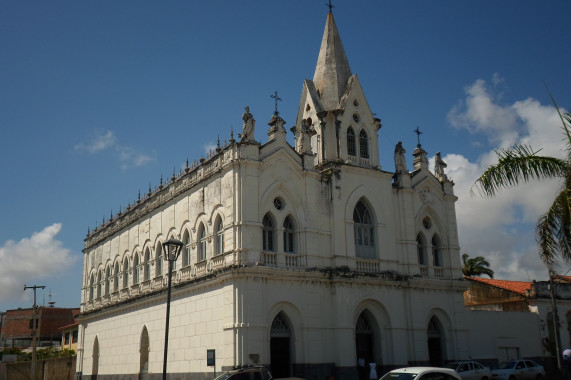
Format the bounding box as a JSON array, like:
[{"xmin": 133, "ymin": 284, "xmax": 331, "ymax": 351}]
[{"xmin": 1, "ymin": 1, "xmax": 570, "ymax": 311}]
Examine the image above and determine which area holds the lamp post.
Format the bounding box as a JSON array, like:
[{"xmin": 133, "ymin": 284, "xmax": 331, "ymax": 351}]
[{"xmin": 162, "ymin": 237, "xmax": 183, "ymax": 380}]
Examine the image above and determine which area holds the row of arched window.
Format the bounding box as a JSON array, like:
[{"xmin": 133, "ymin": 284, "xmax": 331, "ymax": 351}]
[
  {"xmin": 347, "ymin": 127, "xmax": 369, "ymax": 159},
  {"xmin": 88, "ymin": 216, "xmax": 224, "ymax": 301}
]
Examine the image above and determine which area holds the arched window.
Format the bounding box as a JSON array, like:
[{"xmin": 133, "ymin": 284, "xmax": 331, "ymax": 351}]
[
  {"xmin": 144, "ymin": 248, "xmax": 150, "ymax": 281},
  {"xmin": 182, "ymin": 231, "xmax": 190, "ymax": 266},
  {"xmin": 417, "ymin": 233, "xmax": 426, "ymax": 266},
  {"xmin": 359, "ymin": 130, "xmax": 369, "ymax": 158},
  {"xmin": 353, "ymin": 201, "xmax": 375, "ymax": 258},
  {"xmin": 105, "ymin": 266, "xmax": 111, "ymax": 295},
  {"xmin": 96, "ymin": 270, "xmax": 102, "ymax": 298},
  {"xmin": 347, "ymin": 127, "xmax": 356, "ymax": 156},
  {"xmin": 262, "ymin": 214, "xmax": 275, "ymax": 251},
  {"xmin": 283, "ymin": 215, "xmax": 295, "ymax": 253},
  {"xmin": 198, "ymin": 224, "xmax": 207, "ymax": 262},
  {"xmin": 215, "ymin": 217, "xmax": 224, "ymax": 255},
  {"xmin": 432, "ymin": 235, "xmax": 442, "ymax": 267},
  {"xmin": 89, "ymin": 274, "xmax": 95, "ymax": 301},
  {"xmin": 113, "ymin": 262, "xmax": 119, "ymax": 292},
  {"xmin": 133, "ymin": 254, "xmax": 139, "ymax": 285},
  {"xmin": 123, "ymin": 259, "xmax": 129, "ymax": 289},
  {"xmin": 155, "ymin": 243, "xmax": 163, "ymax": 278}
]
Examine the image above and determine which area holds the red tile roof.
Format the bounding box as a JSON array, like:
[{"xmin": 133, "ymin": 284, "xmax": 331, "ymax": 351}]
[{"xmin": 466, "ymin": 277, "xmax": 532, "ymax": 295}]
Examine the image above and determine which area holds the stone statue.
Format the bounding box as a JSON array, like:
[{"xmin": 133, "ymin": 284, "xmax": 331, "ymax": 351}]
[
  {"xmin": 240, "ymin": 106, "xmax": 255, "ymax": 142},
  {"xmin": 394, "ymin": 141, "xmax": 407, "ymax": 172},
  {"xmin": 434, "ymin": 151, "xmax": 448, "ymax": 180}
]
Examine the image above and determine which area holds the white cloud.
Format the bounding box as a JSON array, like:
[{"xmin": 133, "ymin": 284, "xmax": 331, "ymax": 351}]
[
  {"xmin": 75, "ymin": 130, "xmax": 155, "ymax": 169},
  {"xmin": 74, "ymin": 130, "xmax": 117, "ymax": 153},
  {"xmin": 445, "ymin": 75, "xmax": 568, "ymax": 281},
  {"xmin": 0, "ymin": 224, "xmax": 78, "ymax": 305}
]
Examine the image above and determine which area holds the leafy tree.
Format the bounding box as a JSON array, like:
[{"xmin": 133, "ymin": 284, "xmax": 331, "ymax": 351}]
[
  {"xmin": 462, "ymin": 253, "xmax": 494, "ymax": 278},
  {"xmin": 472, "ymin": 94, "xmax": 571, "ymax": 267}
]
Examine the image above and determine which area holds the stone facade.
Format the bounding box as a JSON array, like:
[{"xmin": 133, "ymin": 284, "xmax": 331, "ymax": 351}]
[{"xmin": 76, "ymin": 10, "xmax": 529, "ymax": 380}]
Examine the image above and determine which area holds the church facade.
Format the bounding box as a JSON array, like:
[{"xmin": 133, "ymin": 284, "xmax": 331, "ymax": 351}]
[{"xmin": 77, "ymin": 11, "xmax": 476, "ymax": 380}]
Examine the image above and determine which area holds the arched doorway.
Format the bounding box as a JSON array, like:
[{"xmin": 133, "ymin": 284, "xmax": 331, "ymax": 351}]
[
  {"xmin": 270, "ymin": 312, "xmax": 291, "ymax": 378},
  {"xmin": 427, "ymin": 317, "xmax": 446, "ymax": 366},
  {"xmin": 92, "ymin": 336, "xmax": 99, "ymax": 380},
  {"xmin": 140, "ymin": 327, "xmax": 150, "ymax": 379},
  {"xmin": 355, "ymin": 310, "xmax": 380, "ymax": 380}
]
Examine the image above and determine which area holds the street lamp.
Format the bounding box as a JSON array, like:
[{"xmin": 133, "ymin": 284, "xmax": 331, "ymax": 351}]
[{"xmin": 162, "ymin": 237, "xmax": 184, "ymax": 380}]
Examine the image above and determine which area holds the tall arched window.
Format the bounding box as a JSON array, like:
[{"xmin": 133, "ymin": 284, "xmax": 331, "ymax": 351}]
[
  {"xmin": 198, "ymin": 224, "xmax": 207, "ymax": 261},
  {"xmin": 417, "ymin": 233, "xmax": 426, "ymax": 266},
  {"xmin": 283, "ymin": 216, "xmax": 295, "ymax": 253},
  {"xmin": 182, "ymin": 231, "xmax": 190, "ymax": 266},
  {"xmin": 96, "ymin": 270, "xmax": 102, "ymax": 298},
  {"xmin": 144, "ymin": 248, "xmax": 150, "ymax": 281},
  {"xmin": 113, "ymin": 262, "xmax": 119, "ymax": 292},
  {"xmin": 353, "ymin": 201, "xmax": 375, "ymax": 258},
  {"xmin": 155, "ymin": 243, "xmax": 163, "ymax": 278},
  {"xmin": 347, "ymin": 127, "xmax": 356, "ymax": 156},
  {"xmin": 359, "ymin": 130, "xmax": 369, "ymax": 158},
  {"xmin": 133, "ymin": 254, "xmax": 139, "ymax": 285},
  {"xmin": 215, "ymin": 217, "xmax": 224, "ymax": 255},
  {"xmin": 89, "ymin": 274, "xmax": 95, "ymax": 301},
  {"xmin": 123, "ymin": 259, "xmax": 129, "ymax": 289},
  {"xmin": 140, "ymin": 327, "xmax": 150, "ymax": 375},
  {"xmin": 432, "ymin": 235, "xmax": 442, "ymax": 267},
  {"xmin": 105, "ymin": 266, "xmax": 111, "ymax": 295},
  {"xmin": 262, "ymin": 214, "xmax": 275, "ymax": 251}
]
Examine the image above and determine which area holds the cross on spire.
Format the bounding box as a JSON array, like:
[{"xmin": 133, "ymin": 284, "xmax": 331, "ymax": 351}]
[
  {"xmin": 271, "ymin": 91, "xmax": 282, "ymax": 115},
  {"xmin": 325, "ymin": 0, "xmax": 334, "ymax": 13},
  {"xmin": 414, "ymin": 126, "xmax": 423, "ymax": 148}
]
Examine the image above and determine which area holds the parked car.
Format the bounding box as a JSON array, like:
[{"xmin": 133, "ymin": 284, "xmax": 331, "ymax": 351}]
[
  {"xmin": 491, "ymin": 360, "xmax": 545, "ymax": 380},
  {"xmin": 446, "ymin": 361, "xmax": 491, "ymax": 380},
  {"xmin": 380, "ymin": 367, "xmax": 461, "ymax": 380},
  {"xmin": 214, "ymin": 365, "xmax": 273, "ymax": 380}
]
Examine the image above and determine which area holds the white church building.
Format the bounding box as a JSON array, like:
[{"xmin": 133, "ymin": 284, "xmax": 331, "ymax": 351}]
[{"xmin": 77, "ymin": 9, "xmax": 545, "ymax": 380}]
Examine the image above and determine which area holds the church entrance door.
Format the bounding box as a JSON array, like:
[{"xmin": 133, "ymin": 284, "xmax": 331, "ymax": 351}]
[
  {"xmin": 427, "ymin": 317, "xmax": 445, "ymax": 366},
  {"xmin": 270, "ymin": 312, "xmax": 291, "ymax": 378}
]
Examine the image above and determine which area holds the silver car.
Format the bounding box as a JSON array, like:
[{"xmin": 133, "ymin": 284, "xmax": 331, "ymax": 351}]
[
  {"xmin": 491, "ymin": 360, "xmax": 545, "ymax": 380},
  {"xmin": 380, "ymin": 367, "xmax": 461, "ymax": 380},
  {"xmin": 446, "ymin": 361, "xmax": 491, "ymax": 380}
]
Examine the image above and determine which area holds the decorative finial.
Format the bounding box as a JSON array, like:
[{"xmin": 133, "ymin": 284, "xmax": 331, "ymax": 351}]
[
  {"xmin": 148, "ymin": 184, "xmax": 152, "ymax": 197},
  {"xmin": 414, "ymin": 126, "xmax": 423, "ymax": 148},
  {"xmin": 325, "ymin": 0, "xmax": 334, "ymax": 13},
  {"xmin": 216, "ymin": 135, "xmax": 221, "ymax": 152},
  {"xmin": 159, "ymin": 174, "xmax": 164, "ymax": 189},
  {"xmin": 230, "ymin": 126, "xmax": 235, "ymax": 144},
  {"xmin": 138, "ymin": 189, "xmax": 142, "ymax": 203},
  {"xmin": 172, "ymin": 167, "xmax": 176, "ymax": 183},
  {"xmin": 271, "ymin": 91, "xmax": 282, "ymax": 116}
]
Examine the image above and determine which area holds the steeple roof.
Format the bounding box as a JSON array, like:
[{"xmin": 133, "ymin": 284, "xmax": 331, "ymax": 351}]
[{"xmin": 313, "ymin": 12, "xmax": 352, "ymax": 110}]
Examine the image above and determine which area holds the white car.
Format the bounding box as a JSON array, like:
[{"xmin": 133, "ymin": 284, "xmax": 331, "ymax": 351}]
[
  {"xmin": 380, "ymin": 367, "xmax": 461, "ymax": 380},
  {"xmin": 491, "ymin": 360, "xmax": 545, "ymax": 380},
  {"xmin": 446, "ymin": 361, "xmax": 491, "ymax": 380}
]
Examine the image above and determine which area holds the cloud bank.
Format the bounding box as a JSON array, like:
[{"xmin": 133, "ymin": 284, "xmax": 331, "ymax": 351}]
[
  {"xmin": 444, "ymin": 75, "xmax": 566, "ymax": 281},
  {"xmin": 0, "ymin": 224, "xmax": 78, "ymax": 306}
]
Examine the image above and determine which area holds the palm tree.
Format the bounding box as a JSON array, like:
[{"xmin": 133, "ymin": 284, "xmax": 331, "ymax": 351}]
[
  {"xmin": 462, "ymin": 253, "xmax": 495, "ymax": 278},
  {"xmin": 472, "ymin": 95, "xmax": 571, "ymax": 267}
]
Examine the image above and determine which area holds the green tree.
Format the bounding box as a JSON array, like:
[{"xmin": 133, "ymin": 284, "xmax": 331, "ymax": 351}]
[
  {"xmin": 472, "ymin": 95, "xmax": 571, "ymax": 267},
  {"xmin": 462, "ymin": 253, "xmax": 495, "ymax": 278}
]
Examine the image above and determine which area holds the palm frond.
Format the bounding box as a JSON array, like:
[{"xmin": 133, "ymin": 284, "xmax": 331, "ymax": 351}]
[
  {"xmin": 472, "ymin": 145, "xmax": 567, "ymax": 197},
  {"xmin": 536, "ymin": 188, "xmax": 571, "ymax": 265},
  {"xmin": 545, "ymin": 85, "xmax": 571, "ymax": 155}
]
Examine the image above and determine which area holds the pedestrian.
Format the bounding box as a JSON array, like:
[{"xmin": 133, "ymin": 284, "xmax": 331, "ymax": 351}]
[
  {"xmin": 563, "ymin": 348, "xmax": 571, "ymax": 375},
  {"xmin": 369, "ymin": 362, "xmax": 377, "ymax": 380}
]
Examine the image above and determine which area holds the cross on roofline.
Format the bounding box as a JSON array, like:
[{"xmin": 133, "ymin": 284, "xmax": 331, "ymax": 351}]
[
  {"xmin": 271, "ymin": 91, "xmax": 282, "ymax": 115},
  {"xmin": 414, "ymin": 126, "xmax": 423, "ymax": 148},
  {"xmin": 325, "ymin": 0, "xmax": 334, "ymax": 13}
]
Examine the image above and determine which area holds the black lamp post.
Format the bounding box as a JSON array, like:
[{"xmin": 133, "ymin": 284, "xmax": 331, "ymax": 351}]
[{"xmin": 162, "ymin": 237, "xmax": 184, "ymax": 380}]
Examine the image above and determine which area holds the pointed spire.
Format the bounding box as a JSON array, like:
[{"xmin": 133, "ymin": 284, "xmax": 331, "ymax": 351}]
[{"xmin": 313, "ymin": 12, "xmax": 352, "ymax": 110}]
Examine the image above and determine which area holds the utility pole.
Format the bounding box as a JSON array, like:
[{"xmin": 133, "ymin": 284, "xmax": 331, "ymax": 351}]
[{"xmin": 25, "ymin": 284, "xmax": 45, "ymax": 380}]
